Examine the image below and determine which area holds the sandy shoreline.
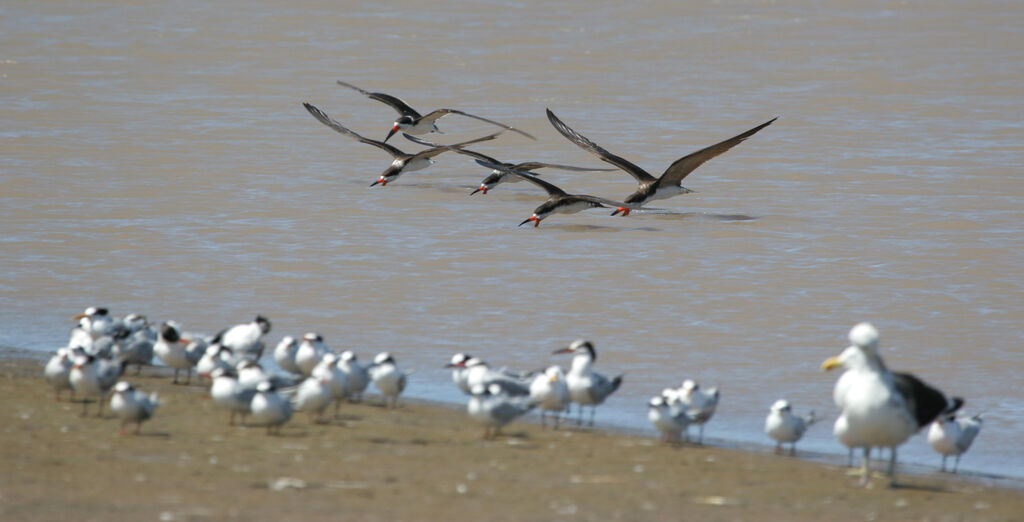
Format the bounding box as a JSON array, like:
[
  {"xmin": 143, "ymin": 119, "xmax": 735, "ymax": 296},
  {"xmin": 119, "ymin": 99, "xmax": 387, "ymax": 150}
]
[{"xmin": 2, "ymin": 350, "xmax": 1020, "ymax": 521}]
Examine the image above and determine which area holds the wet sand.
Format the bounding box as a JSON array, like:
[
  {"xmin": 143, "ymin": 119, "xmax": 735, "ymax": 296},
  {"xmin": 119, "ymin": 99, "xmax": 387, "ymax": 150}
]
[{"xmin": 2, "ymin": 352, "xmax": 1020, "ymax": 522}]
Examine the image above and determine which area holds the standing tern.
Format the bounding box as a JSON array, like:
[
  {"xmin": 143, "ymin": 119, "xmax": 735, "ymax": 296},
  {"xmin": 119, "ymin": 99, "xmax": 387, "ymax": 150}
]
[
  {"xmin": 475, "ymin": 161, "xmax": 637, "ymax": 227},
  {"xmin": 335, "ymin": 79, "xmax": 535, "ymax": 142},
  {"xmin": 464, "ymin": 357, "xmax": 532, "ymax": 396},
  {"xmin": 250, "ymin": 381, "xmax": 294, "ymax": 435},
  {"xmin": 218, "ymin": 315, "xmax": 271, "ymax": 361},
  {"xmin": 295, "ymin": 332, "xmax": 327, "ymax": 376},
  {"xmin": 676, "ymin": 379, "xmax": 719, "ymax": 444},
  {"xmin": 648, "ymin": 394, "xmax": 691, "ymax": 444},
  {"xmin": 928, "ymin": 413, "xmax": 983, "ymax": 473},
  {"xmin": 444, "ymin": 353, "xmax": 473, "ymax": 395},
  {"xmin": 529, "ymin": 366, "xmax": 570, "ymax": 429},
  {"xmin": 293, "ymin": 375, "xmax": 333, "ymax": 424},
  {"xmin": 553, "ymin": 340, "xmax": 623, "ymax": 427},
  {"xmin": 467, "ymin": 384, "xmax": 536, "ymax": 440},
  {"xmin": 403, "ymin": 134, "xmax": 615, "ymax": 195},
  {"xmin": 312, "ymin": 353, "xmax": 349, "ymax": 417},
  {"xmin": 764, "ymin": 399, "xmax": 816, "ymax": 455},
  {"xmin": 154, "ymin": 321, "xmax": 203, "ymax": 385},
  {"xmin": 110, "ymin": 381, "xmax": 159, "ymax": 435},
  {"xmin": 112, "ymin": 314, "xmax": 156, "ymax": 374},
  {"xmin": 273, "ymin": 336, "xmax": 302, "ymax": 376},
  {"xmin": 546, "ymin": 109, "xmax": 776, "ymax": 216},
  {"xmin": 822, "ymin": 322, "xmax": 963, "ymax": 487},
  {"xmin": 73, "ymin": 306, "xmax": 121, "ymax": 341},
  {"xmin": 339, "ymin": 350, "xmax": 370, "ymax": 402},
  {"xmin": 303, "ymin": 102, "xmax": 503, "ymax": 187},
  {"xmin": 369, "ymin": 352, "xmax": 411, "ymax": 409},
  {"xmin": 69, "ymin": 355, "xmax": 125, "ymax": 417},
  {"xmin": 44, "ymin": 348, "xmax": 75, "ymax": 402},
  {"xmin": 209, "ymin": 367, "xmax": 256, "ymax": 426}
]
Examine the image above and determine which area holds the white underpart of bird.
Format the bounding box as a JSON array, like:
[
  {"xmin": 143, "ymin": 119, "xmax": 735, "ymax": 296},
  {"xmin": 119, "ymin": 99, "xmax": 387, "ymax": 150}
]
[
  {"xmin": 554, "ymin": 339, "xmax": 624, "ymax": 427},
  {"xmin": 44, "ymin": 348, "xmax": 74, "ymax": 402},
  {"xmin": 467, "ymin": 384, "xmax": 536, "ymax": 440},
  {"xmin": 822, "ymin": 322, "xmax": 963, "ymax": 487},
  {"xmin": 765, "ymin": 399, "xmax": 816, "ymax": 455},
  {"xmin": 369, "ymin": 352, "xmax": 410, "ymax": 409},
  {"xmin": 292, "ymin": 375, "xmax": 333, "ymax": 423},
  {"xmin": 295, "ymin": 332, "xmax": 327, "ymax": 376},
  {"xmin": 250, "ymin": 381, "xmax": 293, "ymax": 435},
  {"xmin": 236, "ymin": 360, "xmax": 273, "ymax": 390},
  {"xmin": 274, "ymin": 336, "xmax": 302, "ymax": 375},
  {"xmin": 445, "ymin": 353, "xmax": 472, "ymax": 394},
  {"xmin": 109, "ymin": 381, "xmax": 159, "ymax": 435},
  {"xmin": 219, "ymin": 315, "xmax": 271, "ymax": 360},
  {"xmin": 529, "ymin": 365, "xmax": 570, "ymax": 429},
  {"xmin": 648, "ymin": 394, "xmax": 690, "ymax": 443},
  {"xmin": 676, "ymin": 379, "xmax": 719, "ymax": 444},
  {"xmin": 339, "ymin": 350, "xmax": 370, "ymax": 402},
  {"xmin": 312, "ymin": 353, "xmax": 349, "ymax": 417},
  {"xmin": 209, "ymin": 368, "xmax": 255, "ymax": 426},
  {"xmin": 69, "ymin": 355, "xmax": 123, "ymax": 417},
  {"xmin": 928, "ymin": 413, "xmax": 983, "ymax": 473}
]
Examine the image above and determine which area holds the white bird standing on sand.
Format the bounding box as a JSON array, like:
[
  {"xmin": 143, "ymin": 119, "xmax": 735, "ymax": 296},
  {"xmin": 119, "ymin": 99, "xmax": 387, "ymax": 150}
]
[
  {"xmin": 822, "ymin": 322, "xmax": 963, "ymax": 487},
  {"xmin": 529, "ymin": 366, "xmax": 570, "ymax": 429},
  {"xmin": 209, "ymin": 367, "xmax": 256, "ymax": 426},
  {"xmin": 467, "ymin": 384, "xmax": 536, "ymax": 440},
  {"xmin": 274, "ymin": 336, "xmax": 302, "ymax": 375},
  {"xmin": 250, "ymin": 381, "xmax": 293, "ymax": 435},
  {"xmin": 928, "ymin": 413, "xmax": 983, "ymax": 473},
  {"xmin": 154, "ymin": 321, "xmax": 203, "ymax": 384},
  {"xmin": 676, "ymin": 379, "xmax": 719, "ymax": 444},
  {"xmin": 312, "ymin": 353, "xmax": 349, "ymax": 417},
  {"xmin": 292, "ymin": 375, "xmax": 333, "ymax": 424},
  {"xmin": 44, "ymin": 348, "xmax": 75, "ymax": 402},
  {"xmin": 295, "ymin": 332, "xmax": 327, "ymax": 376},
  {"xmin": 648, "ymin": 393, "xmax": 691, "ymax": 444},
  {"xmin": 765, "ymin": 399, "xmax": 816, "ymax": 455},
  {"xmin": 69, "ymin": 355, "xmax": 124, "ymax": 417},
  {"xmin": 218, "ymin": 315, "xmax": 272, "ymax": 361},
  {"xmin": 444, "ymin": 353, "xmax": 473, "ymax": 394},
  {"xmin": 369, "ymin": 352, "xmax": 411, "ymax": 409},
  {"xmin": 339, "ymin": 350, "xmax": 370, "ymax": 402},
  {"xmin": 110, "ymin": 381, "xmax": 159, "ymax": 435},
  {"xmin": 553, "ymin": 340, "xmax": 623, "ymax": 427}
]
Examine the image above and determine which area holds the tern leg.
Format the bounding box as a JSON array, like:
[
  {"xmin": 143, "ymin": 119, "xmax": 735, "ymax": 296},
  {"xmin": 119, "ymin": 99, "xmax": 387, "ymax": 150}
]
[
  {"xmin": 120, "ymin": 421, "xmax": 127, "ymax": 436},
  {"xmin": 953, "ymin": 455, "xmax": 961, "ymax": 474},
  {"xmin": 888, "ymin": 447, "xmax": 898, "ymax": 488},
  {"xmin": 790, "ymin": 443, "xmax": 797, "ymax": 456},
  {"xmin": 172, "ymin": 369, "xmax": 179, "ymax": 384},
  {"xmin": 940, "ymin": 455, "xmax": 947, "ymax": 473},
  {"xmin": 588, "ymin": 407, "xmax": 596, "ymax": 427},
  {"xmin": 80, "ymin": 399, "xmax": 89, "ymax": 417},
  {"xmin": 858, "ymin": 447, "xmax": 872, "ymax": 487}
]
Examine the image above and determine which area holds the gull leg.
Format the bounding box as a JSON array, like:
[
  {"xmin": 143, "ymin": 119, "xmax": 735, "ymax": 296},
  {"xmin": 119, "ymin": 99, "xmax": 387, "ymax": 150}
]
[
  {"xmin": 940, "ymin": 455, "xmax": 947, "ymax": 473},
  {"xmin": 888, "ymin": 447, "xmax": 898, "ymax": 488},
  {"xmin": 858, "ymin": 447, "xmax": 872, "ymax": 487},
  {"xmin": 953, "ymin": 455, "xmax": 961, "ymax": 474}
]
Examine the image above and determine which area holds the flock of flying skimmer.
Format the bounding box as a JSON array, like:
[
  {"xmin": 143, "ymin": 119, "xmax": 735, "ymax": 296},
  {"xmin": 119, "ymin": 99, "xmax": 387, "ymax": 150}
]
[
  {"xmin": 43, "ymin": 307, "xmax": 983, "ymax": 485},
  {"xmin": 302, "ymin": 80, "xmax": 778, "ymax": 226}
]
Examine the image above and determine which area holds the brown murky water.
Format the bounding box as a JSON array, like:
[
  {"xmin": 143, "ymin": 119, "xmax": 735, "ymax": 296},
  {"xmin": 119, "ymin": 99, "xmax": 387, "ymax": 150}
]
[{"xmin": 2, "ymin": 1, "xmax": 1022, "ymax": 477}]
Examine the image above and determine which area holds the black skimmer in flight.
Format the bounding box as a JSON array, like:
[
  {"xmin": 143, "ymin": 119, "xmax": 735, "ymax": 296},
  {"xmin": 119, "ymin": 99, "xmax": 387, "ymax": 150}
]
[
  {"xmin": 336, "ymin": 80, "xmax": 535, "ymax": 143},
  {"xmin": 475, "ymin": 160, "xmax": 637, "ymax": 227},
  {"xmin": 404, "ymin": 134, "xmax": 615, "ymax": 195},
  {"xmin": 303, "ymin": 102, "xmax": 502, "ymax": 187},
  {"xmin": 546, "ymin": 109, "xmax": 777, "ymax": 216}
]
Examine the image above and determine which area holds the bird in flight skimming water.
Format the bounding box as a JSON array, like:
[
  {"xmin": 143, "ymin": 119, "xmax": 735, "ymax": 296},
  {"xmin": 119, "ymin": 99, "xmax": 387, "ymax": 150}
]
[
  {"xmin": 476, "ymin": 160, "xmax": 637, "ymax": 227},
  {"xmin": 546, "ymin": 109, "xmax": 776, "ymax": 216},
  {"xmin": 303, "ymin": 102, "xmax": 502, "ymax": 187},
  {"xmin": 336, "ymin": 80, "xmax": 535, "ymax": 143}
]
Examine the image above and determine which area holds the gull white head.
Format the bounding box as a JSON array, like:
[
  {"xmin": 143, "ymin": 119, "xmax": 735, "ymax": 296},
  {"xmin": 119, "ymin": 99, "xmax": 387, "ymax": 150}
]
[
  {"xmin": 374, "ymin": 352, "xmax": 395, "ymax": 366},
  {"xmin": 770, "ymin": 399, "xmax": 791, "ymax": 413},
  {"xmin": 848, "ymin": 322, "xmax": 879, "ymax": 350}
]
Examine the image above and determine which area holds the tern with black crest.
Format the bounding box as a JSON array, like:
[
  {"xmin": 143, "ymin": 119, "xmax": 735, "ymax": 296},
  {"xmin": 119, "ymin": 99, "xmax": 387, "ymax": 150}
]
[
  {"xmin": 304, "ymin": 102, "xmax": 503, "ymax": 187},
  {"xmin": 546, "ymin": 109, "xmax": 776, "ymax": 216},
  {"xmin": 335, "ymin": 79, "xmax": 535, "ymax": 142}
]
